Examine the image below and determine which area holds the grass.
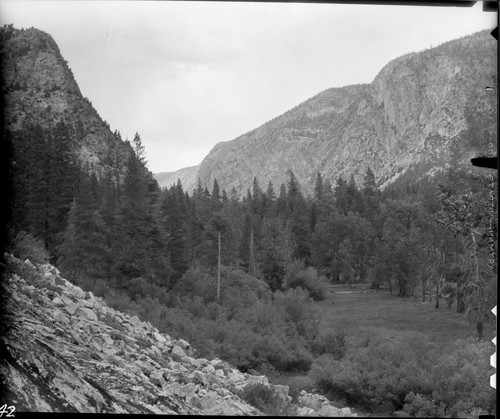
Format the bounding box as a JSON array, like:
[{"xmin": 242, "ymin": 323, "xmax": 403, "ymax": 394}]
[
  {"xmin": 273, "ymin": 285, "xmax": 496, "ymax": 417},
  {"xmin": 314, "ymin": 285, "xmax": 494, "ymax": 349}
]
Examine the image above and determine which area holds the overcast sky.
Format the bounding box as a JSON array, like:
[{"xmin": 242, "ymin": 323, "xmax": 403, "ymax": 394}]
[{"xmin": 0, "ymin": 1, "xmax": 496, "ymax": 173}]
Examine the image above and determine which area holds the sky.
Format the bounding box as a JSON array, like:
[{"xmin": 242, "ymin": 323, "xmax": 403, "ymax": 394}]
[{"xmin": 0, "ymin": 1, "xmax": 496, "ymax": 174}]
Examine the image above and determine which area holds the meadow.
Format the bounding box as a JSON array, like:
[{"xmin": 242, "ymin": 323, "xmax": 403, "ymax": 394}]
[
  {"xmin": 316, "ymin": 285, "xmax": 494, "ymax": 346},
  {"xmin": 272, "ymin": 285, "xmax": 496, "ymax": 417}
]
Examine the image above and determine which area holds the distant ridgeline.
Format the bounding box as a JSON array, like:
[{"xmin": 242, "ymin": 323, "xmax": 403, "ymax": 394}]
[
  {"xmin": 155, "ymin": 29, "xmax": 496, "ymax": 196},
  {"xmin": 1, "ymin": 24, "xmax": 496, "ymax": 417}
]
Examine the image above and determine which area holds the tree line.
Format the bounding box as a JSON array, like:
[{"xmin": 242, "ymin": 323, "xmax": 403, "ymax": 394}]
[{"xmin": 6, "ymin": 123, "xmax": 497, "ymax": 330}]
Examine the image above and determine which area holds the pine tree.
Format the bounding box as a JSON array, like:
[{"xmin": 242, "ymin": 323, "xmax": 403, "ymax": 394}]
[
  {"xmin": 314, "ymin": 172, "xmax": 324, "ymax": 201},
  {"xmin": 58, "ymin": 172, "xmax": 109, "ymax": 282},
  {"xmin": 334, "ymin": 176, "xmax": 348, "ymax": 215},
  {"xmin": 277, "ymin": 183, "xmax": 287, "ymax": 215},
  {"xmin": 162, "ymin": 181, "xmax": 190, "ymax": 285},
  {"xmin": 45, "ymin": 121, "xmax": 80, "ymax": 256},
  {"xmin": 362, "ymin": 167, "xmax": 380, "ymax": 221}
]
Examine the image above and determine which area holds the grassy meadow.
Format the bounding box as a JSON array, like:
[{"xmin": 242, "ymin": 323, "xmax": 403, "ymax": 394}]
[
  {"xmin": 271, "ymin": 285, "xmax": 496, "ymax": 417},
  {"xmin": 316, "ymin": 285, "xmax": 494, "ymax": 346}
]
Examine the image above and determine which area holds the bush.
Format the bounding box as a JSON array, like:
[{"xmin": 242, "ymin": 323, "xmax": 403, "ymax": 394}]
[
  {"xmin": 173, "ymin": 268, "xmax": 216, "ymax": 302},
  {"xmin": 10, "ymin": 231, "xmax": 49, "ymax": 265},
  {"xmin": 274, "ymin": 288, "xmax": 319, "ymax": 340},
  {"xmin": 239, "ymin": 383, "xmax": 295, "ymax": 416},
  {"xmin": 287, "ymin": 267, "xmax": 327, "ymax": 300},
  {"xmin": 126, "ymin": 277, "xmax": 169, "ymax": 303},
  {"xmin": 395, "ymin": 392, "xmax": 446, "ymax": 418},
  {"xmin": 309, "ymin": 336, "xmax": 496, "ymax": 416},
  {"xmin": 312, "ymin": 330, "xmax": 347, "ymax": 360}
]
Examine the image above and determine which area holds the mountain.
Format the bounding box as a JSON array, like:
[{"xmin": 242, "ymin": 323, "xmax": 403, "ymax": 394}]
[
  {"xmin": 155, "ymin": 165, "xmax": 199, "ymax": 191},
  {"xmin": 0, "ymin": 25, "xmax": 133, "ymax": 178},
  {"xmin": 0, "ymin": 253, "xmax": 357, "ymax": 416},
  {"xmin": 155, "ymin": 30, "xmax": 496, "ymax": 195}
]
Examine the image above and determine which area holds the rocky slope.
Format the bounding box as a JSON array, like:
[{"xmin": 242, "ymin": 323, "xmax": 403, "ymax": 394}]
[
  {"xmin": 155, "ymin": 165, "xmax": 200, "ymax": 191},
  {"xmin": 0, "ymin": 25, "xmax": 133, "ymax": 178},
  {"xmin": 0, "ymin": 253, "xmax": 356, "ymax": 416},
  {"xmin": 156, "ymin": 29, "xmax": 496, "ymax": 195}
]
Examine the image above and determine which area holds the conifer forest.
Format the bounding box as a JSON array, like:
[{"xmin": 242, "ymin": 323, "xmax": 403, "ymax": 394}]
[{"xmin": 5, "ymin": 119, "xmax": 497, "ymax": 416}]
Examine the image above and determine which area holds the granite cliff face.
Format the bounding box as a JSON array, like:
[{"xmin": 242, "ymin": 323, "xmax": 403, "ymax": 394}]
[
  {"xmin": 0, "ymin": 254, "xmax": 357, "ymax": 416},
  {"xmin": 155, "ymin": 165, "xmax": 200, "ymax": 191},
  {"xmin": 0, "ymin": 25, "xmax": 133, "ymax": 177},
  {"xmin": 156, "ymin": 30, "xmax": 496, "ymax": 195}
]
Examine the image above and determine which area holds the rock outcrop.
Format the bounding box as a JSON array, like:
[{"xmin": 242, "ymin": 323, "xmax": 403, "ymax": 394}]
[
  {"xmin": 155, "ymin": 29, "xmax": 496, "ymax": 195},
  {"xmin": 0, "ymin": 25, "xmax": 133, "ymax": 179},
  {"xmin": 0, "ymin": 254, "xmax": 356, "ymax": 416}
]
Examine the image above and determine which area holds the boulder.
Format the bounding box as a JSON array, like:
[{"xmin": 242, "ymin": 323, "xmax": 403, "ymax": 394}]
[
  {"xmin": 64, "ymin": 302, "xmax": 78, "ymax": 316},
  {"xmin": 71, "ymin": 286, "xmax": 87, "ymax": 300},
  {"xmin": 341, "ymin": 407, "xmax": 352, "ymax": 415},
  {"xmin": 318, "ymin": 404, "xmax": 343, "ymax": 416},
  {"xmin": 298, "ymin": 392, "xmax": 330, "ymax": 410},
  {"xmin": 297, "ymin": 406, "xmax": 316, "ymax": 416},
  {"xmin": 149, "ymin": 370, "xmax": 166, "ymax": 387},
  {"xmin": 137, "ymin": 361, "xmax": 155, "ymax": 376},
  {"xmin": 244, "ymin": 374, "xmax": 268, "ymax": 386},
  {"xmin": 77, "ymin": 307, "xmax": 98, "ymax": 322},
  {"xmin": 53, "ymin": 309, "xmax": 70, "ymax": 325},
  {"xmin": 102, "ymin": 347, "xmax": 117, "ymax": 357},
  {"xmin": 192, "ymin": 371, "xmax": 208, "ymax": 386},
  {"xmin": 187, "ymin": 395, "xmax": 203, "ymax": 410},
  {"xmin": 170, "ymin": 345, "xmax": 188, "ymax": 362},
  {"xmin": 175, "ymin": 339, "xmax": 193, "ymax": 355},
  {"xmin": 153, "ymin": 332, "xmax": 166, "ymax": 343},
  {"xmin": 209, "ymin": 358, "xmax": 223, "ymax": 366},
  {"xmin": 54, "ymin": 276, "xmax": 66, "ymax": 287},
  {"xmin": 215, "ymin": 387, "xmax": 233, "ymax": 397},
  {"xmin": 52, "ymin": 296, "xmax": 65, "ymax": 306},
  {"xmin": 204, "ymin": 373, "xmax": 222, "ymax": 388},
  {"xmin": 24, "ymin": 259, "xmax": 36, "ymax": 269},
  {"xmin": 149, "ymin": 345, "xmax": 162, "ymax": 359},
  {"xmin": 101, "ymin": 334, "xmax": 114, "ymax": 346},
  {"xmin": 203, "ymin": 364, "xmax": 215, "ymax": 374},
  {"xmin": 227, "ymin": 370, "xmax": 245, "ymax": 383}
]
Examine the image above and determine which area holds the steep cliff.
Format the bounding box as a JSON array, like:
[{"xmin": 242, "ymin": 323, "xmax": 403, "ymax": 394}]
[
  {"xmin": 157, "ymin": 30, "xmax": 496, "ymax": 195},
  {"xmin": 0, "ymin": 25, "xmax": 133, "ymax": 177},
  {"xmin": 1, "ymin": 253, "xmax": 357, "ymax": 416}
]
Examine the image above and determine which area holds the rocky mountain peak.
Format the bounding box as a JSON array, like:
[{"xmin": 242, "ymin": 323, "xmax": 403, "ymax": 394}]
[
  {"xmin": 1, "ymin": 253, "xmax": 357, "ymax": 416},
  {"xmin": 1, "ymin": 25, "xmax": 133, "ymax": 179},
  {"xmin": 155, "ymin": 29, "xmax": 496, "ymax": 196}
]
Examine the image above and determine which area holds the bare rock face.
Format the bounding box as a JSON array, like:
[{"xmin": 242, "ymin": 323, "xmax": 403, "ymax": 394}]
[
  {"xmin": 1, "ymin": 254, "xmax": 356, "ymax": 416},
  {"xmin": 155, "ymin": 165, "xmax": 200, "ymax": 192},
  {"xmin": 0, "ymin": 25, "xmax": 133, "ymax": 179},
  {"xmin": 159, "ymin": 30, "xmax": 496, "ymax": 196}
]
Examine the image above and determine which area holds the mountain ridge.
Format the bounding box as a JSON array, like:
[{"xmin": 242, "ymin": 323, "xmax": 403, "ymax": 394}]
[{"xmin": 155, "ymin": 29, "xmax": 496, "ymax": 195}]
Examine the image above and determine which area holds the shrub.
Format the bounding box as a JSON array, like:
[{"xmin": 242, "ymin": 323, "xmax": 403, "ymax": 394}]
[
  {"xmin": 309, "ymin": 336, "xmax": 496, "ymax": 416},
  {"xmin": 239, "ymin": 383, "xmax": 295, "ymax": 416},
  {"xmin": 395, "ymin": 392, "xmax": 446, "ymax": 418},
  {"xmin": 126, "ymin": 277, "xmax": 169, "ymax": 303},
  {"xmin": 287, "ymin": 267, "xmax": 327, "ymax": 300},
  {"xmin": 274, "ymin": 288, "xmax": 319, "ymax": 340},
  {"xmin": 312, "ymin": 330, "xmax": 347, "ymax": 360},
  {"xmin": 174, "ymin": 268, "xmax": 216, "ymax": 302},
  {"xmin": 10, "ymin": 231, "xmax": 49, "ymax": 265}
]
